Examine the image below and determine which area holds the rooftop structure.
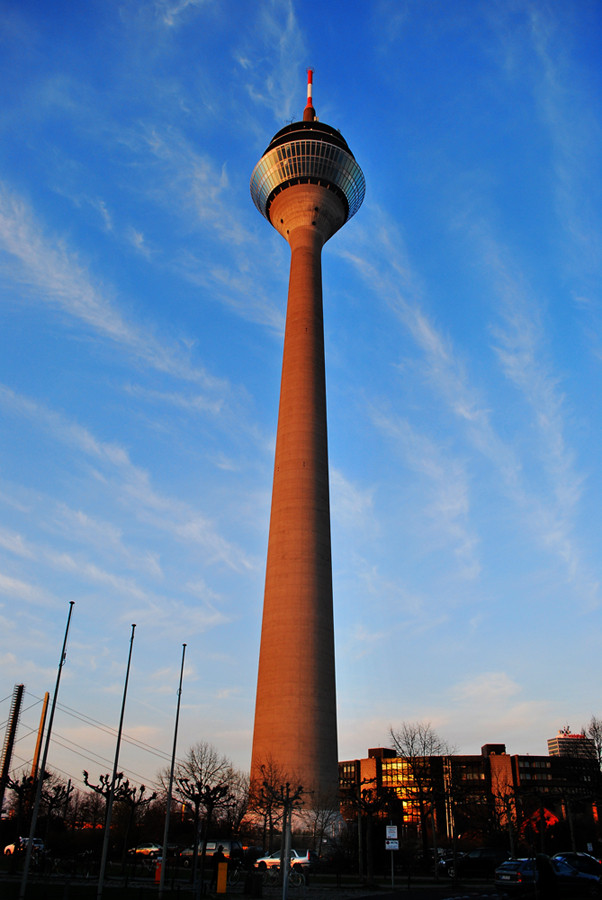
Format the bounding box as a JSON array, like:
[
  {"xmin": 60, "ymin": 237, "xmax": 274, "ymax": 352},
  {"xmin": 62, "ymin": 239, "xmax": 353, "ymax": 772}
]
[{"xmin": 547, "ymin": 730, "xmax": 596, "ymax": 759}]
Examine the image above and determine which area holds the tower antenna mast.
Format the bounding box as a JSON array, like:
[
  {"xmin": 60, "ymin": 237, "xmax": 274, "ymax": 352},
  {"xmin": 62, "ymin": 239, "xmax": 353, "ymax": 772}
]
[{"xmin": 304, "ymin": 68, "xmax": 315, "ymax": 121}]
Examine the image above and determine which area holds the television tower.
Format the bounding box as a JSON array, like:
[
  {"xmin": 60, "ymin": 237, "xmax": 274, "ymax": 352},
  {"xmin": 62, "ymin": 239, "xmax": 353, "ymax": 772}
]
[{"xmin": 250, "ymin": 71, "xmax": 365, "ymax": 798}]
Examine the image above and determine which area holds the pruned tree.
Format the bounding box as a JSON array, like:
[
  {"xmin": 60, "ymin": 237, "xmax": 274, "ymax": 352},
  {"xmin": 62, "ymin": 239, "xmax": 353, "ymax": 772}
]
[
  {"xmin": 83, "ymin": 770, "xmax": 128, "ymax": 819},
  {"xmin": 115, "ymin": 780, "xmax": 157, "ymax": 865}
]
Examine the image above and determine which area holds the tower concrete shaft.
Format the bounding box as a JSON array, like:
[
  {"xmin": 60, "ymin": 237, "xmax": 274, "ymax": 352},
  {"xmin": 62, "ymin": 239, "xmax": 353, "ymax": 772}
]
[{"xmin": 250, "ymin": 74, "xmax": 364, "ymax": 799}]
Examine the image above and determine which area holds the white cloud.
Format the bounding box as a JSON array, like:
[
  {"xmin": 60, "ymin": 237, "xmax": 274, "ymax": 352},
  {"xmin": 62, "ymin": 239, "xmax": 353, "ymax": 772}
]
[
  {"xmin": 235, "ymin": 0, "xmax": 305, "ymax": 124},
  {"xmin": 156, "ymin": 0, "xmax": 208, "ymax": 28},
  {"xmin": 0, "ymin": 183, "xmax": 223, "ymax": 388},
  {"xmin": 452, "ymin": 671, "xmax": 521, "ymax": 703},
  {"xmin": 349, "ymin": 202, "xmax": 598, "ymax": 606},
  {"xmin": 370, "ymin": 406, "xmax": 480, "ymax": 580},
  {"xmin": 0, "ymin": 384, "xmax": 255, "ymax": 573},
  {"xmin": 0, "ymin": 527, "xmax": 33, "ymax": 558},
  {"xmin": 0, "ymin": 571, "xmax": 52, "ymax": 605}
]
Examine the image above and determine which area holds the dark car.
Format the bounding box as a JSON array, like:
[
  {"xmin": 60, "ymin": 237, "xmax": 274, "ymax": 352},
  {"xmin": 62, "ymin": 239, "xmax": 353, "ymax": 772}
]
[
  {"xmin": 494, "ymin": 858, "xmax": 538, "ymax": 894},
  {"xmin": 495, "ymin": 855, "xmax": 600, "ymax": 896},
  {"xmin": 553, "ymin": 851, "xmax": 602, "ymax": 879},
  {"xmin": 553, "ymin": 857, "xmax": 601, "ymax": 894},
  {"xmin": 449, "ymin": 846, "xmax": 510, "ymax": 878}
]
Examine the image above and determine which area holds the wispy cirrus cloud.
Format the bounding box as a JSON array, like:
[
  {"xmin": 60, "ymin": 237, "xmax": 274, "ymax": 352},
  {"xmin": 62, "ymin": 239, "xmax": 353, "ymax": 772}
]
[
  {"xmin": 140, "ymin": 126, "xmax": 250, "ymax": 247},
  {"xmin": 452, "ymin": 671, "xmax": 521, "ymax": 703},
  {"xmin": 370, "ymin": 407, "xmax": 480, "ymax": 581},
  {"xmin": 486, "ymin": 244, "xmax": 583, "ymax": 516},
  {"xmin": 155, "ymin": 0, "xmax": 209, "ymax": 28},
  {"xmin": 0, "ymin": 183, "xmax": 224, "ymax": 389},
  {"xmin": 527, "ymin": 6, "xmax": 602, "ymax": 276},
  {"xmin": 0, "ymin": 570, "xmax": 53, "ymax": 605},
  {"xmin": 345, "ymin": 202, "xmax": 598, "ymax": 605},
  {"xmin": 0, "ymin": 527, "xmax": 34, "ymax": 558},
  {"xmin": 0, "ymin": 385, "xmax": 255, "ymax": 574},
  {"xmin": 234, "ymin": 0, "xmax": 305, "ymax": 124},
  {"xmin": 471, "ymin": 225, "xmax": 597, "ymax": 603}
]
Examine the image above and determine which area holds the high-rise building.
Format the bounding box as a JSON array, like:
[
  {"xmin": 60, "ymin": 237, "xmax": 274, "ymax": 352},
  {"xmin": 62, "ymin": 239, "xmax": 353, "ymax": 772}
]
[
  {"xmin": 547, "ymin": 730, "xmax": 596, "ymax": 759},
  {"xmin": 249, "ymin": 72, "xmax": 365, "ymax": 798}
]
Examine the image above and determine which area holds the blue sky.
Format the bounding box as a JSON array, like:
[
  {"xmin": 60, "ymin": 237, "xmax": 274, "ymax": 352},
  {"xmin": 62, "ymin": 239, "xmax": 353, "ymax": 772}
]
[{"xmin": 1, "ymin": 0, "xmax": 601, "ymax": 796}]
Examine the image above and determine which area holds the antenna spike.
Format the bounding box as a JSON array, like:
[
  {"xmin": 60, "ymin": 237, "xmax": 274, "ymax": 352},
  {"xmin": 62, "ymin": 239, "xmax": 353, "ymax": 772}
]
[{"xmin": 303, "ymin": 68, "xmax": 315, "ymax": 121}]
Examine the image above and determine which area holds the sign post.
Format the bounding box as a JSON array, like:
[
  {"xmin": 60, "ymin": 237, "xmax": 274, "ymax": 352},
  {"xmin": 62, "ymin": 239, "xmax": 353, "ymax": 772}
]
[{"xmin": 385, "ymin": 825, "xmax": 398, "ymax": 887}]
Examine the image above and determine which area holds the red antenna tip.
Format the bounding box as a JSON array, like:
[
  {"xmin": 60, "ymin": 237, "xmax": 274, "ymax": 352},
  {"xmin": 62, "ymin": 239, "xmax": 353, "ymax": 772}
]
[
  {"xmin": 306, "ymin": 68, "xmax": 313, "ymax": 106},
  {"xmin": 303, "ymin": 68, "xmax": 315, "ymax": 121}
]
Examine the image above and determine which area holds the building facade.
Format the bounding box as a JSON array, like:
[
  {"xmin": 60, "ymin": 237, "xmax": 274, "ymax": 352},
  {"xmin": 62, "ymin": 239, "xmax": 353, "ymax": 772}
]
[
  {"xmin": 548, "ymin": 730, "xmax": 597, "ymax": 759},
  {"xmin": 340, "ymin": 743, "xmax": 601, "ymax": 853}
]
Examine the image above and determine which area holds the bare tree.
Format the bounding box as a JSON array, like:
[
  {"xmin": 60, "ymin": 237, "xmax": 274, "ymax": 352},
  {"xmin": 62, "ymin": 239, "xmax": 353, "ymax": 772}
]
[
  {"xmin": 255, "ymin": 778, "xmax": 304, "ymax": 891},
  {"xmin": 342, "ymin": 777, "xmax": 396, "ymax": 883},
  {"xmin": 248, "ymin": 757, "xmax": 288, "ymax": 852},
  {"xmin": 115, "ymin": 780, "xmax": 157, "ymax": 864},
  {"xmin": 390, "ymin": 721, "xmax": 452, "ymax": 759},
  {"xmin": 389, "ymin": 721, "xmax": 453, "ymax": 859},
  {"xmin": 222, "ymin": 768, "xmax": 250, "ymax": 834},
  {"xmin": 83, "ymin": 770, "xmax": 130, "ymax": 824},
  {"xmin": 583, "ymin": 716, "xmax": 602, "ymax": 767},
  {"xmin": 298, "ymin": 789, "xmax": 341, "ymax": 855},
  {"xmin": 176, "ymin": 741, "xmax": 231, "ymax": 787},
  {"xmin": 40, "ymin": 772, "xmax": 74, "ymax": 840},
  {"xmin": 172, "ymin": 742, "xmax": 235, "ymax": 885}
]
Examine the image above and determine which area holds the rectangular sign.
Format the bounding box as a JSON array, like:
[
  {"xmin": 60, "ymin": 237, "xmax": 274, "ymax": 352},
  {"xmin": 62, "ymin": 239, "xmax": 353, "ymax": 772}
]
[
  {"xmin": 385, "ymin": 825, "xmax": 398, "ymax": 840},
  {"xmin": 385, "ymin": 839, "xmax": 399, "ymax": 851}
]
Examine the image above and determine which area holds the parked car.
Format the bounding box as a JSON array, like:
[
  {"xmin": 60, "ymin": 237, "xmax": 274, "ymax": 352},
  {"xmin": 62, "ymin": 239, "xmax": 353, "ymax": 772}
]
[
  {"xmin": 127, "ymin": 842, "xmax": 162, "ymax": 858},
  {"xmin": 4, "ymin": 837, "xmax": 44, "ymax": 856},
  {"xmin": 495, "ymin": 855, "xmax": 601, "ymax": 896},
  {"xmin": 181, "ymin": 839, "xmax": 244, "ymax": 866},
  {"xmin": 448, "ymin": 846, "xmax": 510, "ymax": 878},
  {"xmin": 255, "ymin": 849, "xmax": 317, "ymax": 870},
  {"xmin": 553, "ymin": 851, "xmax": 602, "ymax": 879},
  {"xmin": 494, "ymin": 858, "xmax": 538, "ymax": 894},
  {"xmin": 553, "ymin": 856, "xmax": 601, "ymax": 894}
]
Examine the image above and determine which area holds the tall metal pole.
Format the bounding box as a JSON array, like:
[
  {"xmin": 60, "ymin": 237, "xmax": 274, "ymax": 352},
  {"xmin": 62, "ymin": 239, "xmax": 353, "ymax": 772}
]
[
  {"xmin": 97, "ymin": 623, "xmax": 136, "ymax": 900},
  {"xmin": 30, "ymin": 692, "xmax": 49, "ymax": 781},
  {"xmin": 159, "ymin": 643, "xmax": 187, "ymax": 898},
  {"xmin": 19, "ymin": 601, "xmax": 74, "ymax": 900},
  {"xmin": 282, "ymin": 792, "xmax": 291, "ymax": 900}
]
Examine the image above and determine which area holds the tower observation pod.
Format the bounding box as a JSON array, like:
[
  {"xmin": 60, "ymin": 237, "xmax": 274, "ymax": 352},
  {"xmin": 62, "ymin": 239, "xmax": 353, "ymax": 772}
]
[{"xmin": 250, "ymin": 71, "xmax": 365, "ymax": 799}]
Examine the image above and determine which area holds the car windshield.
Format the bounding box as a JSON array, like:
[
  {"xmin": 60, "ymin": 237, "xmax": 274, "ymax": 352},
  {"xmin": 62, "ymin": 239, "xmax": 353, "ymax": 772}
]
[{"xmin": 499, "ymin": 860, "xmax": 535, "ymax": 872}]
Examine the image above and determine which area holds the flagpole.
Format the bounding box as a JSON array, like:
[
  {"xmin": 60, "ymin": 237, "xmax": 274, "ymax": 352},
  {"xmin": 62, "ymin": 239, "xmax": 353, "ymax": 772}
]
[
  {"xmin": 159, "ymin": 643, "xmax": 187, "ymax": 897},
  {"xmin": 97, "ymin": 623, "xmax": 136, "ymax": 900}
]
